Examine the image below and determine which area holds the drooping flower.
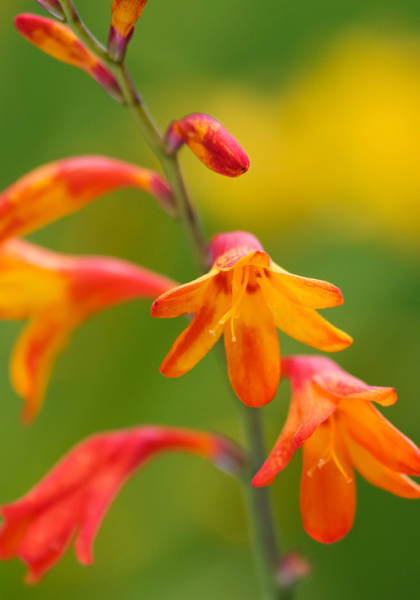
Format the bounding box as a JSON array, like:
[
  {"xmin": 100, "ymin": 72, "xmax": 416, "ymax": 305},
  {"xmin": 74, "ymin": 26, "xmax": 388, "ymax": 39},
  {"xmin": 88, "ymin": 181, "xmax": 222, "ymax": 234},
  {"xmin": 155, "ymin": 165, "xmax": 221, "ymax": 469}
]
[
  {"xmin": 36, "ymin": 0, "xmax": 64, "ymax": 20},
  {"xmin": 165, "ymin": 114, "xmax": 250, "ymax": 177},
  {"xmin": 15, "ymin": 15, "xmax": 122, "ymax": 101},
  {"xmin": 252, "ymin": 355, "xmax": 420, "ymax": 543},
  {"xmin": 152, "ymin": 232, "xmax": 352, "ymax": 407},
  {"xmin": 108, "ymin": 0, "xmax": 148, "ymax": 62},
  {"xmin": 0, "ymin": 155, "xmax": 174, "ymax": 243},
  {"xmin": 0, "ymin": 425, "xmax": 244, "ymax": 583},
  {"xmin": 0, "ymin": 238, "xmax": 176, "ymax": 423}
]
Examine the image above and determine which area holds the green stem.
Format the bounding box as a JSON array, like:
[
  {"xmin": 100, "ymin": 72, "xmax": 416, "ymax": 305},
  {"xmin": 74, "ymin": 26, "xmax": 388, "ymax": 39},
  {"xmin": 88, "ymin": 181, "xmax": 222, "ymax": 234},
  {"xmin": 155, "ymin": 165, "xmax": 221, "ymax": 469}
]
[
  {"xmin": 56, "ymin": 1, "xmax": 291, "ymax": 596},
  {"xmin": 240, "ymin": 405, "xmax": 294, "ymax": 600},
  {"xmin": 58, "ymin": 0, "xmax": 208, "ymax": 271}
]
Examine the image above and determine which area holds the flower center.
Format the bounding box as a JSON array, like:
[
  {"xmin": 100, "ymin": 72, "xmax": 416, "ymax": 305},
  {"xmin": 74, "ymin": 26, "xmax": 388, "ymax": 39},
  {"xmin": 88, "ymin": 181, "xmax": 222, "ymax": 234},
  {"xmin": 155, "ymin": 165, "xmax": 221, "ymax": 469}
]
[
  {"xmin": 306, "ymin": 415, "xmax": 352, "ymax": 483},
  {"xmin": 209, "ymin": 266, "xmax": 250, "ymax": 342}
]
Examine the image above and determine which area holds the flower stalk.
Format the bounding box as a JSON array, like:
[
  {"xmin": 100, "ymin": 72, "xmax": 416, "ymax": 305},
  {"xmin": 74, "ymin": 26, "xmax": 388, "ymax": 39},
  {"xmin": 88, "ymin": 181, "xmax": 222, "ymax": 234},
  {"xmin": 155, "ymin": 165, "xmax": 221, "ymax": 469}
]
[{"xmin": 55, "ymin": 0, "xmax": 290, "ymax": 595}]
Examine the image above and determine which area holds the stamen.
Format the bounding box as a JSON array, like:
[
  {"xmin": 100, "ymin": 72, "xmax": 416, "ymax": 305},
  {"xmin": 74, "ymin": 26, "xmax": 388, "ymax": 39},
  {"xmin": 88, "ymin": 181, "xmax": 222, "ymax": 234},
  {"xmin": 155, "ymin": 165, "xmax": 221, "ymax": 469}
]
[
  {"xmin": 306, "ymin": 416, "xmax": 352, "ymax": 483},
  {"xmin": 257, "ymin": 268, "xmax": 278, "ymax": 308},
  {"xmin": 208, "ymin": 267, "xmax": 249, "ymax": 340}
]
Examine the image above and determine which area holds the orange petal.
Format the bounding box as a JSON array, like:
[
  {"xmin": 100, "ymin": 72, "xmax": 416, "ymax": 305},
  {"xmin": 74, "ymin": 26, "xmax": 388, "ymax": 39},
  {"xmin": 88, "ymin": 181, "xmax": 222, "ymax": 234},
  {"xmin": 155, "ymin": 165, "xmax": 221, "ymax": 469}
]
[
  {"xmin": 339, "ymin": 400, "xmax": 420, "ymax": 476},
  {"xmin": 253, "ymin": 384, "xmax": 337, "ymax": 486},
  {"xmin": 10, "ymin": 313, "xmax": 76, "ymax": 424},
  {"xmin": 270, "ymin": 296, "xmax": 352, "ymax": 352},
  {"xmin": 224, "ymin": 286, "xmax": 279, "ymax": 407},
  {"xmin": 209, "ymin": 232, "xmax": 269, "ymax": 271},
  {"xmin": 0, "ymin": 156, "xmax": 173, "ymax": 242},
  {"xmin": 346, "ymin": 435, "xmax": 420, "ymax": 498},
  {"xmin": 151, "ymin": 269, "xmax": 218, "ymax": 318},
  {"xmin": 269, "ymin": 263, "xmax": 343, "ymax": 309},
  {"xmin": 300, "ymin": 422, "xmax": 355, "ymax": 543},
  {"xmin": 159, "ymin": 285, "xmax": 230, "ymax": 377},
  {"xmin": 313, "ymin": 373, "xmax": 397, "ymax": 407}
]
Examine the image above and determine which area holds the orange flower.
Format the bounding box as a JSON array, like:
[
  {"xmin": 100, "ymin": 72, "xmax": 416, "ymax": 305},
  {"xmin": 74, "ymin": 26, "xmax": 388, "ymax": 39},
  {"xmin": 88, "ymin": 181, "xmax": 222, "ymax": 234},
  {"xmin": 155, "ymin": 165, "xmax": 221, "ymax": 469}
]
[
  {"xmin": 0, "ymin": 155, "xmax": 174, "ymax": 243},
  {"xmin": 165, "ymin": 114, "xmax": 250, "ymax": 177},
  {"xmin": 15, "ymin": 14, "xmax": 122, "ymax": 101},
  {"xmin": 152, "ymin": 232, "xmax": 352, "ymax": 407},
  {"xmin": 108, "ymin": 0, "xmax": 148, "ymax": 61},
  {"xmin": 253, "ymin": 355, "xmax": 420, "ymax": 543},
  {"xmin": 0, "ymin": 425, "xmax": 244, "ymax": 583},
  {"xmin": 0, "ymin": 238, "xmax": 176, "ymax": 423}
]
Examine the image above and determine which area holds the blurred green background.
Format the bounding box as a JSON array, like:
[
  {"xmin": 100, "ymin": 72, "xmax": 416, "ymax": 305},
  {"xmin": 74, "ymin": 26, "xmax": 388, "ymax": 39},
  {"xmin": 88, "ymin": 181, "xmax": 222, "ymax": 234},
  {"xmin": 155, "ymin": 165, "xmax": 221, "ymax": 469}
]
[{"xmin": 1, "ymin": 0, "xmax": 420, "ymax": 598}]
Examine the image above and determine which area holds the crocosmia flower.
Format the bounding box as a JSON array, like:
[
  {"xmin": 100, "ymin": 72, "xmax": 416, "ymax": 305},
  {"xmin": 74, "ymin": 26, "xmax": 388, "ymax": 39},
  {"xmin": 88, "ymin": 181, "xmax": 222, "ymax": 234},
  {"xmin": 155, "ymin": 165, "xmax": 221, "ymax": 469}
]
[
  {"xmin": 0, "ymin": 426, "xmax": 243, "ymax": 583},
  {"xmin": 15, "ymin": 15, "xmax": 122, "ymax": 101},
  {"xmin": 165, "ymin": 114, "xmax": 250, "ymax": 177},
  {"xmin": 253, "ymin": 355, "xmax": 420, "ymax": 543},
  {"xmin": 36, "ymin": 0, "xmax": 64, "ymax": 20},
  {"xmin": 0, "ymin": 238, "xmax": 176, "ymax": 423},
  {"xmin": 0, "ymin": 156, "xmax": 174, "ymax": 243},
  {"xmin": 108, "ymin": 0, "xmax": 148, "ymax": 61},
  {"xmin": 152, "ymin": 232, "xmax": 352, "ymax": 407}
]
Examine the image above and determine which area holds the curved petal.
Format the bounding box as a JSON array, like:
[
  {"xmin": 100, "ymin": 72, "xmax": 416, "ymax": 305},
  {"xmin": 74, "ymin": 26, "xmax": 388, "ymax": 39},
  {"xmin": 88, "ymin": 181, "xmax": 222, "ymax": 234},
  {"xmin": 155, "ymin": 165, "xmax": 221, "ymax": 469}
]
[
  {"xmin": 10, "ymin": 313, "xmax": 76, "ymax": 423},
  {"xmin": 151, "ymin": 269, "xmax": 218, "ymax": 318},
  {"xmin": 269, "ymin": 262, "xmax": 343, "ymax": 309},
  {"xmin": 346, "ymin": 435, "xmax": 420, "ymax": 499},
  {"xmin": 224, "ymin": 286, "xmax": 279, "ymax": 407},
  {"xmin": 253, "ymin": 384, "xmax": 337, "ymax": 486},
  {"xmin": 339, "ymin": 400, "xmax": 420, "ymax": 476},
  {"xmin": 270, "ymin": 296, "xmax": 353, "ymax": 352},
  {"xmin": 313, "ymin": 373, "xmax": 397, "ymax": 407},
  {"xmin": 159, "ymin": 289, "xmax": 230, "ymax": 377},
  {"xmin": 300, "ymin": 422, "xmax": 355, "ymax": 543},
  {"xmin": 208, "ymin": 232, "xmax": 269, "ymax": 270}
]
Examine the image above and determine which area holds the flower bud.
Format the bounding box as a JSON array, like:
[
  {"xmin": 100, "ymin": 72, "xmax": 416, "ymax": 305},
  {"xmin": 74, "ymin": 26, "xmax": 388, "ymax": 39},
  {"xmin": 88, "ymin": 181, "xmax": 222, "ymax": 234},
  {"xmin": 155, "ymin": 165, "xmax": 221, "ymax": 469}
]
[
  {"xmin": 36, "ymin": 0, "xmax": 65, "ymax": 20},
  {"xmin": 15, "ymin": 14, "xmax": 123, "ymax": 102},
  {"xmin": 165, "ymin": 114, "xmax": 250, "ymax": 177},
  {"xmin": 108, "ymin": 0, "xmax": 148, "ymax": 62}
]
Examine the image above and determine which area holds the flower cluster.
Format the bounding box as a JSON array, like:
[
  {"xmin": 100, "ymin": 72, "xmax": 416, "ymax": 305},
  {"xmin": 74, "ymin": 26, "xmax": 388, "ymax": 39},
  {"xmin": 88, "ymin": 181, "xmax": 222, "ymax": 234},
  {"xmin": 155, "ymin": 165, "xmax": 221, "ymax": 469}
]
[{"xmin": 0, "ymin": 0, "xmax": 418, "ymax": 593}]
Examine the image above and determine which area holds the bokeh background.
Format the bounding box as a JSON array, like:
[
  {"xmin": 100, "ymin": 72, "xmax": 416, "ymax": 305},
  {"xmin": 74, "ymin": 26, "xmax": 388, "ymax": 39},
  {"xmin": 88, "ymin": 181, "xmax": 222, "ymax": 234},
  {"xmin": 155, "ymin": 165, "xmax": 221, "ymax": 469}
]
[{"xmin": 1, "ymin": 0, "xmax": 420, "ymax": 598}]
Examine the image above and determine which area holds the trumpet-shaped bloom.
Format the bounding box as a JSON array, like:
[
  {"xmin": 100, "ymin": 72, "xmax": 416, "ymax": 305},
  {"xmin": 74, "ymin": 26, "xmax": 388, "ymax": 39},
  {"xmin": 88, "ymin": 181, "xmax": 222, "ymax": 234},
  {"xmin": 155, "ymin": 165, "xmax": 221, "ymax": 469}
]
[
  {"xmin": 165, "ymin": 114, "xmax": 250, "ymax": 177},
  {"xmin": 0, "ymin": 238, "xmax": 176, "ymax": 423},
  {"xmin": 36, "ymin": 0, "xmax": 64, "ymax": 20},
  {"xmin": 15, "ymin": 15, "xmax": 122, "ymax": 101},
  {"xmin": 108, "ymin": 0, "xmax": 148, "ymax": 61},
  {"xmin": 253, "ymin": 355, "xmax": 420, "ymax": 543},
  {"xmin": 0, "ymin": 425, "xmax": 244, "ymax": 583},
  {"xmin": 152, "ymin": 232, "xmax": 352, "ymax": 407},
  {"xmin": 0, "ymin": 156, "xmax": 174, "ymax": 243}
]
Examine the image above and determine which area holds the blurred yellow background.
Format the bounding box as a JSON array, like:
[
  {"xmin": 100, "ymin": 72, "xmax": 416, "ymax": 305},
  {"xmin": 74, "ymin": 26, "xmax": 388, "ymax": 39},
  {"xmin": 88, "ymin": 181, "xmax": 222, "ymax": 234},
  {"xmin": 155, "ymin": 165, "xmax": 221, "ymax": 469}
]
[{"xmin": 0, "ymin": 1, "xmax": 419, "ymax": 599}]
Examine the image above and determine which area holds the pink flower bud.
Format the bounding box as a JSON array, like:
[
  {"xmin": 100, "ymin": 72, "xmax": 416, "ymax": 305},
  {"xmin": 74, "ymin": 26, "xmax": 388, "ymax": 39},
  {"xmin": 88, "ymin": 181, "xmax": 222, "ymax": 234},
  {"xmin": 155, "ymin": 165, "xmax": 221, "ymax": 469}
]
[
  {"xmin": 165, "ymin": 114, "xmax": 250, "ymax": 177},
  {"xmin": 108, "ymin": 0, "xmax": 148, "ymax": 62},
  {"xmin": 36, "ymin": 0, "xmax": 65, "ymax": 20}
]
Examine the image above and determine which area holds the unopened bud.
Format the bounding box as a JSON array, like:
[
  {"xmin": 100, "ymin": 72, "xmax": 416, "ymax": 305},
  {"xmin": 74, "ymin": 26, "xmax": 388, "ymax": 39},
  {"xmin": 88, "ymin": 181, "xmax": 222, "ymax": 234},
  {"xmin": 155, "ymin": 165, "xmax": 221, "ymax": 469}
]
[
  {"xmin": 277, "ymin": 551, "xmax": 312, "ymax": 588},
  {"xmin": 165, "ymin": 113, "xmax": 250, "ymax": 177},
  {"xmin": 36, "ymin": 0, "xmax": 65, "ymax": 20},
  {"xmin": 108, "ymin": 0, "xmax": 148, "ymax": 62}
]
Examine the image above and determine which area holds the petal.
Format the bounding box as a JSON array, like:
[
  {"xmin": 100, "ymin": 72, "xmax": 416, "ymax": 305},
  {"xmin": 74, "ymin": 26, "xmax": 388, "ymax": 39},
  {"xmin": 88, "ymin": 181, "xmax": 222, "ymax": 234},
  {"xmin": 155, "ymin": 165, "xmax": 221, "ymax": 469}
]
[
  {"xmin": 269, "ymin": 295, "xmax": 352, "ymax": 352},
  {"xmin": 224, "ymin": 285, "xmax": 280, "ymax": 407},
  {"xmin": 313, "ymin": 373, "xmax": 397, "ymax": 407},
  {"xmin": 10, "ymin": 313, "xmax": 76, "ymax": 423},
  {"xmin": 151, "ymin": 269, "xmax": 218, "ymax": 318},
  {"xmin": 0, "ymin": 156, "xmax": 172, "ymax": 242},
  {"xmin": 300, "ymin": 422, "xmax": 355, "ymax": 543},
  {"xmin": 253, "ymin": 383, "xmax": 337, "ymax": 486},
  {"xmin": 159, "ymin": 285, "xmax": 230, "ymax": 377},
  {"xmin": 339, "ymin": 400, "xmax": 420, "ymax": 476},
  {"xmin": 269, "ymin": 263, "xmax": 344, "ymax": 309},
  {"xmin": 208, "ymin": 232, "xmax": 268, "ymax": 270},
  {"xmin": 346, "ymin": 436, "xmax": 420, "ymax": 498},
  {"xmin": 111, "ymin": 0, "xmax": 148, "ymax": 38}
]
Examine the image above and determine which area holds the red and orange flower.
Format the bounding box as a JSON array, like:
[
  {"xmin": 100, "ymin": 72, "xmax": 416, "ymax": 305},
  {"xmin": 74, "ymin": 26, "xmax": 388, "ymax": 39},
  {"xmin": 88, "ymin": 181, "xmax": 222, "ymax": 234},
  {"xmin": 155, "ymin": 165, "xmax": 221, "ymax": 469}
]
[
  {"xmin": 0, "ymin": 426, "xmax": 243, "ymax": 583},
  {"xmin": 152, "ymin": 232, "xmax": 352, "ymax": 407},
  {"xmin": 253, "ymin": 355, "xmax": 420, "ymax": 543}
]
